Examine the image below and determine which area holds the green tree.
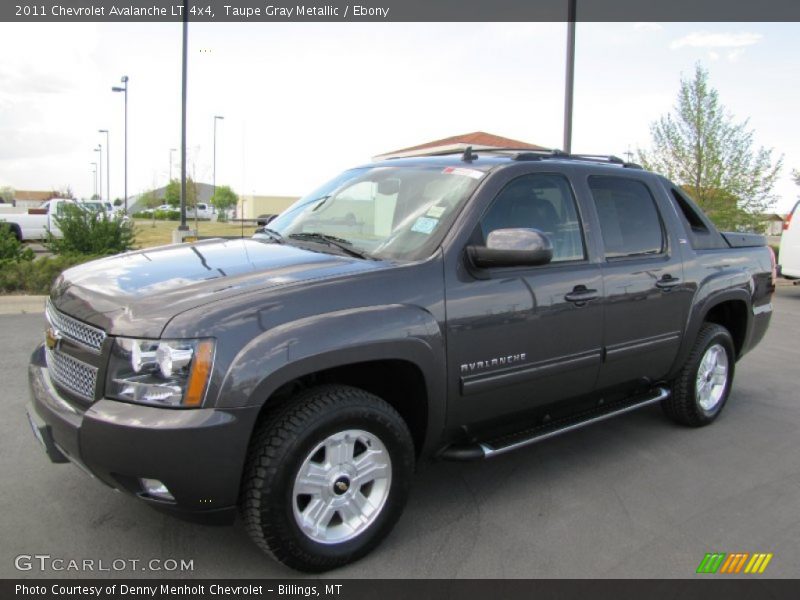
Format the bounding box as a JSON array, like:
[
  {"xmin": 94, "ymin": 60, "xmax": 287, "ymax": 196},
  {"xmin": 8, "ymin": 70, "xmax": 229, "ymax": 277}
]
[
  {"xmin": 210, "ymin": 185, "xmax": 238, "ymax": 222},
  {"xmin": 639, "ymin": 65, "xmax": 782, "ymax": 231},
  {"xmin": 0, "ymin": 186, "xmax": 14, "ymax": 203},
  {"xmin": 113, "ymin": 198, "xmax": 122, "ymax": 207},
  {"xmin": 164, "ymin": 178, "xmax": 198, "ymax": 208},
  {"xmin": 139, "ymin": 188, "xmax": 161, "ymax": 226}
]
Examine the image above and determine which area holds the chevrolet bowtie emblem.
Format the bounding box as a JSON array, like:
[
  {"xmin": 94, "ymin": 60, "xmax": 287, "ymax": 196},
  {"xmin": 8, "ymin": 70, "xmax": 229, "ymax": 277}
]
[{"xmin": 45, "ymin": 326, "xmax": 62, "ymax": 350}]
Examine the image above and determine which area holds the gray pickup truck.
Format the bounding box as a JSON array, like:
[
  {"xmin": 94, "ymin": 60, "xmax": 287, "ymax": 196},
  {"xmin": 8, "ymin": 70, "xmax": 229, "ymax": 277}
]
[{"xmin": 27, "ymin": 149, "xmax": 774, "ymax": 572}]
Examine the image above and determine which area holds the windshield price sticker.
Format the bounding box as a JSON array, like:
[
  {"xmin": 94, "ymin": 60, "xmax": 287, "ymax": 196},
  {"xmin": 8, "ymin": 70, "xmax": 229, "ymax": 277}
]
[{"xmin": 442, "ymin": 166, "xmax": 484, "ymax": 180}]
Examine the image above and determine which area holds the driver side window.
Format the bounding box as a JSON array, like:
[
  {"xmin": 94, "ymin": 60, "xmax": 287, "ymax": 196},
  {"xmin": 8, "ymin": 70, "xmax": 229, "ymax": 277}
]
[{"xmin": 480, "ymin": 174, "xmax": 585, "ymax": 263}]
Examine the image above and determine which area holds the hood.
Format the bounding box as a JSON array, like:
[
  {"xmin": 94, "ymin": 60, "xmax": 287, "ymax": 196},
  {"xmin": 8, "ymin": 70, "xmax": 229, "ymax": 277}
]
[{"xmin": 51, "ymin": 238, "xmax": 386, "ymax": 337}]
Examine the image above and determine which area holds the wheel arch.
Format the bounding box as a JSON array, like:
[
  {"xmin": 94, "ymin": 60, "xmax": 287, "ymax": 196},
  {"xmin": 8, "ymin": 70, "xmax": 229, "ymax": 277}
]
[
  {"xmin": 667, "ymin": 287, "xmax": 752, "ymax": 380},
  {"xmin": 217, "ymin": 304, "xmax": 447, "ymax": 458}
]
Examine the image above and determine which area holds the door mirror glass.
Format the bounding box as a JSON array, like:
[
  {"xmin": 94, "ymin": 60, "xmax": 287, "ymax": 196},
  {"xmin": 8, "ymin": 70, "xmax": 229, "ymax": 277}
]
[{"xmin": 468, "ymin": 228, "xmax": 553, "ymax": 268}]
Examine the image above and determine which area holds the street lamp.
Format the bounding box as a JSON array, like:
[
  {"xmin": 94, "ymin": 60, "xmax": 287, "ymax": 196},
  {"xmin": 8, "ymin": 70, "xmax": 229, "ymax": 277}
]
[
  {"xmin": 94, "ymin": 145, "xmax": 102, "ymax": 201},
  {"xmin": 169, "ymin": 148, "xmax": 177, "ymax": 182},
  {"xmin": 563, "ymin": 0, "xmax": 577, "ymax": 154},
  {"xmin": 213, "ymin": 115, "xmax": 224, "ymax": 202},
  {"xmin": 98, "ymin": 129, "xmax": 110, "ymax": 203},
  {"xmin": 111, "ymin": 76, "xmax": 129, "ymax": 213},
  {"xmin": 90, "ymin": 162, "xmax": 97, "ymax": 197}
]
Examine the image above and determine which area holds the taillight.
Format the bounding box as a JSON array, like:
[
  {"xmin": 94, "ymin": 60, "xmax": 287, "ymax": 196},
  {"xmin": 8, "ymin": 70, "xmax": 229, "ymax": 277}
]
[
  {"xmin": 768, "ymin": 246, "xmax": 777, "ymax": 286},
  {"xmin": 785, "ymin": 203, "xmax": 798, "ymax": 230}
]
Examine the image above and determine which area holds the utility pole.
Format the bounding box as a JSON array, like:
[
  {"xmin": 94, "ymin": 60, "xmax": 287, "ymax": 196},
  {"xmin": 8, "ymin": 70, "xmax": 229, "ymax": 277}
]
[
  {"xmin": 563, "ymin": 0, "xmax": 577, "ymax": 154},
  {"xmin": 90, "ymin": 162, "xmax": 97, "ymax": 197},
  {"xmin": 94, "ymin": 145, "xmax": 102, "ymax": 201},
  {"xmin": 169, "ymin": 148, "xmax": 177, "ymax": 182},
  {"xmin": 179, "ymin": 14, "xmax": 189, "ymax": 234},
  {"xmin": 111, "ymin": 77, "xmax": 129, "ymax": 212},
  {"xmin": 99, "ymin": 130, "xmax": 110, "ymax": 204}
]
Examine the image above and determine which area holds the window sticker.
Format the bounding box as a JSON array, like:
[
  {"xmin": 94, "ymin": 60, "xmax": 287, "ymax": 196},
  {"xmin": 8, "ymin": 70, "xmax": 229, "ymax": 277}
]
[
  {"xmin": 426, "ymin": 205, "xmax": 447, "ymax": 218},
  {"xmin": 442, "ymin": 166, "xmax": 484, "ymax": 180},
  {"xmin": 411, "ymin": 216, "xmax": 439, "ymax": 235}
]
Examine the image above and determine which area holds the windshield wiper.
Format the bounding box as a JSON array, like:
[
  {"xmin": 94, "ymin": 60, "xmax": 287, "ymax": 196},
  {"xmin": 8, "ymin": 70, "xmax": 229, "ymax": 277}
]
[
  {"xmin": 257, "ymin": 227, "xmax": 285, "ymax": 244},
  {"xmin": 288, "ymin": 232, "xmax": 373, "ymax": 259}
]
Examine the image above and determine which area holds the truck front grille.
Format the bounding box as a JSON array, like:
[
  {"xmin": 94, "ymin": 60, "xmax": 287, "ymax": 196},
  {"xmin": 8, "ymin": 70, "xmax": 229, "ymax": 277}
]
[
  {"xmin": 45, "ymin": 346, "xmax": 98, "ymax": 402},
  {"xmin": 45, "ymin": 299, "xmax": 106, "ymax": 353}
]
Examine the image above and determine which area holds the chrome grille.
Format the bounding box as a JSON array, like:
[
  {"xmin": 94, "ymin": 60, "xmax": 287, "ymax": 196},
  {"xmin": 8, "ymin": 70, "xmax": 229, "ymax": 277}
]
[
  {"xmin": 46, "ymin": 299, "xmax": 106, "ymax": 352},
  {"xmin": 45, "ymin": 346, "xmax": 98, "ymax": 402}
]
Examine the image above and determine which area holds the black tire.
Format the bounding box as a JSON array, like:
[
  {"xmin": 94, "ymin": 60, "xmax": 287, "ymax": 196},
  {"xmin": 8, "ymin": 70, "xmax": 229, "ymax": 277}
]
[
  {"xmin": 240, "ymin": 384, "xmax": 414, "ymax": 572},
  {"xmin": 663, "ymin": 323, "xmax": 736, "ymax": 427}
]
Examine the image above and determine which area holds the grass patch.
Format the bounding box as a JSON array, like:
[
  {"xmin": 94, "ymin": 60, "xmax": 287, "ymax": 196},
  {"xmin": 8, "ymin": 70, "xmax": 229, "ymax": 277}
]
[{"xmin": 132, "ymin": 219, "xmax": 259, "ymax": 248}]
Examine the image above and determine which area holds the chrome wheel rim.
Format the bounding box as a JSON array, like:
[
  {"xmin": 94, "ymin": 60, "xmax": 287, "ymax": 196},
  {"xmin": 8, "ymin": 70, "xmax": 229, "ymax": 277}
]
[
  {"xmin": 696, "ymin": 343, "xmax": 729, "ymax": 411},
  {"xmin": 292, "ymin": 429, "xmax": 392, "ymax": 545}
]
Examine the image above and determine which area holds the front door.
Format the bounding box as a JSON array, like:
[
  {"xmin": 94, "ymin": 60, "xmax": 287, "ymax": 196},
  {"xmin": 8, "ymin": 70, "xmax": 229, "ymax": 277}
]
[{"xmin": 445, "ymin": 172, "xmax": 603, "ymax": 429}]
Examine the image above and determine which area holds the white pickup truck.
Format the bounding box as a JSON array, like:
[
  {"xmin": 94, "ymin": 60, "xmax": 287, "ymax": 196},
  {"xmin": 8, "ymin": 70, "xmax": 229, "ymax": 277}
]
[{"xmin": 0, "ymin": 198, "xmax": 76, "ymax": 241}]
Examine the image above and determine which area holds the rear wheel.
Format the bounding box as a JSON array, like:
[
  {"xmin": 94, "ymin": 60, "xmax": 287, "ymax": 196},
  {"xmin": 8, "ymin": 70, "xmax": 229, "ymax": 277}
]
[
  {"xmin": 663, "ymin": 323, "xmax": 735, "ymax": 427},
  {"xmin": 241, "ymin": 384, "xmax": 414, "ymax": 572}
]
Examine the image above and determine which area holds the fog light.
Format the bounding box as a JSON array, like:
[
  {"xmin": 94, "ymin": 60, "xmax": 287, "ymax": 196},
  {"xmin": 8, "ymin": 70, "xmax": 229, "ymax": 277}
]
[{"xmin": 140, "ymin": 478, "xmax": 175, "ymax": 501}]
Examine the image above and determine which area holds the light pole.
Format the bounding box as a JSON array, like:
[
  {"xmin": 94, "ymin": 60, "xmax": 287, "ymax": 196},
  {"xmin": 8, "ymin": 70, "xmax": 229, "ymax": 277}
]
[
  {"xmin": 111, "ymin": 76, "xmax": 129, "ymax": 212},
  {"xmin": 169, "ymin": 148, "xmax": 177, "ymax": 182},
  {"xmin": 179, "ymin": 15, "xmax": 189, "ymax": 233},
  {"xmin": 94, "ymin": 145, "xmax": 102, "ymax": 201},
  {"xmin": 90, "ymin": 162, "xmax": 97, "ymax": 198},
  {"xmin": 213, "ymin": 115, "xmax": 224, "ymax": 203},
  {"xmin": 98, "ymin": 129, "xmax": 110, "ymax": 203},
  {"xmin": 563, "ymin": 0, "xmax": 577, "ymax": 154}
]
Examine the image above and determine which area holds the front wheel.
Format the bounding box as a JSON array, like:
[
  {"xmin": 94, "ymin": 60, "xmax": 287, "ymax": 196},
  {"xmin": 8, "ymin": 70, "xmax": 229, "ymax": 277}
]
[
  {"xmin": 240, "ymin": 384, "xmax": 414, "ymax": 572},
  {"xmin": 663, "ymin": 323, "xmax": 736, "ymax": 427}
]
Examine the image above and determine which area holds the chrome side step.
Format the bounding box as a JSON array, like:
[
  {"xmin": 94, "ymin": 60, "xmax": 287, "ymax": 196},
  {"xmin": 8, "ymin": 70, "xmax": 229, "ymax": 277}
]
[{"xmin": 440, "ymin": 387, "xmax": 670, "ymax": 461}]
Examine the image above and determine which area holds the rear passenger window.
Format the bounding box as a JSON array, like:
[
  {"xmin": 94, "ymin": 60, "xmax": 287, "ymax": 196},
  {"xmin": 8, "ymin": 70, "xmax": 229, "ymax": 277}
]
[
  {"xmin": 588, "ymin": 176, "xmax": 664, "ymax": 258},
  {"xmin": 480, "ymin": 173, "xmax": 585, "ymax": 263}
]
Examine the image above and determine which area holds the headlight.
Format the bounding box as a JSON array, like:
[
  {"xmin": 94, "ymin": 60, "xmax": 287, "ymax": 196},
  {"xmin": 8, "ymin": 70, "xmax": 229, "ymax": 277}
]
[{"xmin": 106, "ymin": 338, "xmax": 215, "ymax": 407}]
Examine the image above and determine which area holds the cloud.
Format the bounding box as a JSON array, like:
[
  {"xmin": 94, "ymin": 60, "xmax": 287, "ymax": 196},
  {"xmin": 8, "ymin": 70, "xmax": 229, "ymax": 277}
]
[
  {"xmin": 670, "ymin": 31, "xmax": 762, "ymax": 50},
  {"xmin": 634, "ymin": 22, "xmax": 663, "ymax": 32}
]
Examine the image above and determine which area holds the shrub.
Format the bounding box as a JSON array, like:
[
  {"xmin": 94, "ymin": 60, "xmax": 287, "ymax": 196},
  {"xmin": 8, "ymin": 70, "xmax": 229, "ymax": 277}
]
[
  {"xmin": 49, "ymin": 205, "xmax": 135, "ymax": 255},
  {"xmin": 0, "ymin": 254, "xmax": 92, "ymax": 294},
  {"xmin": 0, "ymin": 224, "xmax": 34, "ymax": 263},
  {"xmin": 153, "ymin": 209, "xmax": 181, "ymax": 221}
]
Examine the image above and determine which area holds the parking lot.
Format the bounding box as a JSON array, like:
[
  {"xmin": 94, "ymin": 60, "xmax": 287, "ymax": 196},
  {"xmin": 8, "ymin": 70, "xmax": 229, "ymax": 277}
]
[{"xmin": 1, "ymin": 285, "xmax": 798, "ymax": 579}]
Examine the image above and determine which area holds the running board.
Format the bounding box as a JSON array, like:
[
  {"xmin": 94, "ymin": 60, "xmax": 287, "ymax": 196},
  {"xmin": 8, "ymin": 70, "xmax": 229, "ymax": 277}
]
[{"xmin": 440, "ymin": 387, "xmax": 670, "ymax": 460}]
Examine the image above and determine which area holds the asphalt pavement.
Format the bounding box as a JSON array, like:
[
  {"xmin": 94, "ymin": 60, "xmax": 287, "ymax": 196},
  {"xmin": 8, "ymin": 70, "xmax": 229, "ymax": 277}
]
[{"xmin": 2, "ymin": 286, "xmax": 799, "ymax": 579}]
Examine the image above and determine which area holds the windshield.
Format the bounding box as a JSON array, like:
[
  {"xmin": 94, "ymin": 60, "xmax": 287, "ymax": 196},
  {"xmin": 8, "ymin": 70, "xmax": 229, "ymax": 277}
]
[
  {"xmin": 267, "ymin": 165, "xmax": 483, "ymax": 260},
  {"xmin": 81, "ymin": 202, "xmax": 103, "ymax": 212}
]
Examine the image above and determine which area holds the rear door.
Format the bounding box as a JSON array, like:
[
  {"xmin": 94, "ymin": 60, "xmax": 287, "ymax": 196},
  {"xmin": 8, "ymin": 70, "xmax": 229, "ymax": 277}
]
[{"xmin": 584, "ymin": 174, "xmax": 692, "ymax": 390}]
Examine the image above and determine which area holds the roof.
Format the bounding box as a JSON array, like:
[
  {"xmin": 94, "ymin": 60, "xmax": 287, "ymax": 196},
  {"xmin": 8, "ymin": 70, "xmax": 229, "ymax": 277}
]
[
  {"xmin": 374, "ymin": 131, "xmax": 548, "ymax": 160},
  {"xmin": 14, "ymin": 190, "xmax": 59, "ymax": 202}
]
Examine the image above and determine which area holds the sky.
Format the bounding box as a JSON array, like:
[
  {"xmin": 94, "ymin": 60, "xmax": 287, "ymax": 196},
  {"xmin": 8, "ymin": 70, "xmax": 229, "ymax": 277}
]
[{"xmin": 0, "ymin": 21, "xmax": 798, "ymax": 213}]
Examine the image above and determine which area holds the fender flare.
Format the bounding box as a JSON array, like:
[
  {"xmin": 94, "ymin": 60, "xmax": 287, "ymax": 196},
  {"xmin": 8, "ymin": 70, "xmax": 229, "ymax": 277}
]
[
  {"xmin": 667, "ymin": 282, "xmax": 752, "ymax": 379},
  {"xmin": 216, "ymin": 304, "xmax": 447, "ymax": 454}
]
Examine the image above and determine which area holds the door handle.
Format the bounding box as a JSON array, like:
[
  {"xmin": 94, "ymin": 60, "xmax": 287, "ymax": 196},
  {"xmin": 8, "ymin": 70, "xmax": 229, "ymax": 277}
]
[
  {"xmin": 655, "ymin": 275, "xmax": 681, "ymax": 290},
  {"xmin": 565, "ymin": 285, "xmax": 599, "ymax": 304}
]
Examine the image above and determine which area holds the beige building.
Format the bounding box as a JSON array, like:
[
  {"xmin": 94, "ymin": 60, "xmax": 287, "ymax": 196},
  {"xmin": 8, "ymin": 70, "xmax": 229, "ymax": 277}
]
[{"xmin": 236, "ymin": 195, "xmax": 299, "ymax": 220}]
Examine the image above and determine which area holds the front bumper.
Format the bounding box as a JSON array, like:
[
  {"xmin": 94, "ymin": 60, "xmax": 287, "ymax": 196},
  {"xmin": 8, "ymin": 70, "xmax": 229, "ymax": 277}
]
[{"xmin": 27, "ymin": 344, "xmax": 259, "ymax": 525}]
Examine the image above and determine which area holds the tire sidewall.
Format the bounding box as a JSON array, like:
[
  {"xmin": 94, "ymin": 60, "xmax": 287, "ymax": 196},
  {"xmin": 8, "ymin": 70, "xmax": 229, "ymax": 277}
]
[
  {"xmin": 261, "ymin": 400, "xmax": 413, "ymax": 567},
  {"xmin": 691, "ymin": 328, "xmax": 736, "ymax": 422}
]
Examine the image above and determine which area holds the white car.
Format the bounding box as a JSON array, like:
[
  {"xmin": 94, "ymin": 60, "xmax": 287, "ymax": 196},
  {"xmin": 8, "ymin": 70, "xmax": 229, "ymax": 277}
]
[{"xmin": 778, "ymin": 200, "xmax": 800, "ymax": 279}]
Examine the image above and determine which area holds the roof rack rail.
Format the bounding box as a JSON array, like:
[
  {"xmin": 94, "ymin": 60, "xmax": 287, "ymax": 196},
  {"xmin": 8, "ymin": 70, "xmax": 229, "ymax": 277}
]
[{"xmin": 384, "ymin": 147, "xmax": 643, "ymax": 169}]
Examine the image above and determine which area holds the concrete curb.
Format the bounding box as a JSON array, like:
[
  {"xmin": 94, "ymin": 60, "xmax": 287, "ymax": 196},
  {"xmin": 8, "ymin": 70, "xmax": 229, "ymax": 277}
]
[{"xmin": 0, "ymin": 295, "xmax": 47, "ymax": 315}]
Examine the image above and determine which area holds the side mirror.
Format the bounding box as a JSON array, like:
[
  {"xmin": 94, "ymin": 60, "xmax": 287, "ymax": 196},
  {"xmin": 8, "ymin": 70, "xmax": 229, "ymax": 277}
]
[{"xmin": 467, "ymin": 228, "xmax": 553, "ymax": 269}]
